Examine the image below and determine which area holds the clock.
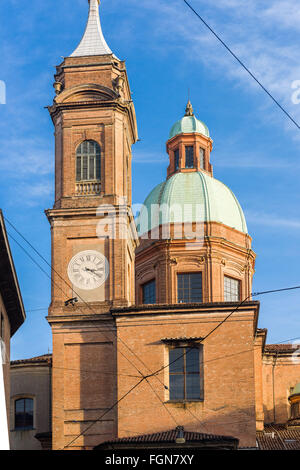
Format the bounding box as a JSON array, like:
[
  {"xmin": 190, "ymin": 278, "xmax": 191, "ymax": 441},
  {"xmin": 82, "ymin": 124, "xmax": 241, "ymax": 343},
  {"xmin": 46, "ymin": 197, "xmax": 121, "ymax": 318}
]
[{"xmin": 67, "ymin": 250, "xmax": 109, "ymax": 290}]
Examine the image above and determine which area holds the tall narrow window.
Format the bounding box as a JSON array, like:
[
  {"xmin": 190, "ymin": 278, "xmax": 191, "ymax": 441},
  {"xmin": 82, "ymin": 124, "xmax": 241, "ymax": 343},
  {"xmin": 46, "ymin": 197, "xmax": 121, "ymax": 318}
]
[
  {"xmin": 142, "ymin": 279, "xmax": 156, "ymax": 304},
  {"xmin": 174, "ymin": 149, "xmax": 180, "ymax": 170},
  {"xmin": 76, "ymin": 140, "xmax": 101, "ymax": 182},
  {"xmin": 185, "ymin": 146, "xmax": 194, "ymax": 169},
  {"xmin": 169, "ymin": 345, "xmax": 203, "ymax": 401},
  {"xmin": 177, "ymin": 273, "xmax": 202, "ymax": 303},
  {"xmin": 15, "ymin": 398, "xmax": 34, "ymax": 429},
  {"xmin": 224, "ymin": 276, "xmax": 240, "ymax": 301},
  {"xmin": 199, "ymin": 148, "xmax": 205, "ymax": 169}
]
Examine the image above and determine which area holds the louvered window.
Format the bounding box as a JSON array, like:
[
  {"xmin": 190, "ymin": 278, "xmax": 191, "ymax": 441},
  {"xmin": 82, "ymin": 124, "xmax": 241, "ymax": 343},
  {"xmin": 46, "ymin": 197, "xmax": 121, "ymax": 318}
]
[{"xmin": 76, "ymin": 140, "xmax": 101, "ymax": 182}]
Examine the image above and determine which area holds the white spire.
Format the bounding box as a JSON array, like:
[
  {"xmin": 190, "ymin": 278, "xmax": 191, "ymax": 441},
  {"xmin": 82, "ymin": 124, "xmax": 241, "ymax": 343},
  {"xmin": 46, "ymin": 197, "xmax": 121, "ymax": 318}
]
[{"xmin": 70, "ymin": 0, "xmax": 112, "ymax": 57}]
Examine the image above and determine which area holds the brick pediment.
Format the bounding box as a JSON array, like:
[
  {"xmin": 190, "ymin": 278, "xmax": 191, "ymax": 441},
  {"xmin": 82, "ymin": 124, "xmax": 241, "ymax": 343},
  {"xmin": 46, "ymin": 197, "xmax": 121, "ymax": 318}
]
[{"xmin": 55, "ymin": 84, "xmax": 118, "ymax": 104}]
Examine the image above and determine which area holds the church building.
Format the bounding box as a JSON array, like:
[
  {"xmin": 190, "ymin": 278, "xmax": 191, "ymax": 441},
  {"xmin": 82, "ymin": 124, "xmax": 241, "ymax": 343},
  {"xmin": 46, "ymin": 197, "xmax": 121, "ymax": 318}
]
[{"xmin": 45, "ymin": 0, "xmax": 300, "ymax": 450}]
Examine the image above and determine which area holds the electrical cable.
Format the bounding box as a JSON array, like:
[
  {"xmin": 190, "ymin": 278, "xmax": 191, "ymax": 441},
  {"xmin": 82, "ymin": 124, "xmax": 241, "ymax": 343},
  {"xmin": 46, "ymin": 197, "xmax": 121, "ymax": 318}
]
[
  {"xmin": 182, "ymin": 0, "xmax": 300, "ymax": 130},
  {"xmin": 6, "ymin": 220, "xmax": 185, "ymax": 445},
  {"xmin": 6, "ymin": 217, "xmax": 300, "ymax": 447},
  {"xmin": 63, "ymin": 376, "xmax": 146, "ymax": 449}
]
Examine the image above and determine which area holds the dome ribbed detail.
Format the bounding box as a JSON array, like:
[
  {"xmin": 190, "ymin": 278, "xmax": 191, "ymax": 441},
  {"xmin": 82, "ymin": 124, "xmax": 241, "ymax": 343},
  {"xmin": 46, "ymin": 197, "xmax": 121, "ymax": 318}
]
[{"xmin": 136, "ymin": 172, "xmax": 247, "ymax": 235}]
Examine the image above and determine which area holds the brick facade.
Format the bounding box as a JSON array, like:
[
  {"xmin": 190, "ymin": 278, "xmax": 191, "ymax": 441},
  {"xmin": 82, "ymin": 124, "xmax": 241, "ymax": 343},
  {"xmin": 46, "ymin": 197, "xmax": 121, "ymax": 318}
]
[
  {"xmin": 45, "ymin": 2, "xmax": 300, "ymax": 451},
  {"xmin": 47, "ymin": 52, "xmax": 139, "ymax": 449}
]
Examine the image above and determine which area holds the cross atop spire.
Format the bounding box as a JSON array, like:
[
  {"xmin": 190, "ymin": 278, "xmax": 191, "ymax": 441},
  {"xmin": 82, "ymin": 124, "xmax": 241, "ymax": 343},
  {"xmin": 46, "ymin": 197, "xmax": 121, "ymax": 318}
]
[{"xmin": 70, "ymin": 0, "xmax": 113, "ymax": 57}]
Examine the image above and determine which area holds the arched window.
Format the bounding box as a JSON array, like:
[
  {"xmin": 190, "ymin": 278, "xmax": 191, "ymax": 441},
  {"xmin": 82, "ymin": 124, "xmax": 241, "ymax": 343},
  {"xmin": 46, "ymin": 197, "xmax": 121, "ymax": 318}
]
[
  {"xmin": 15, "ymin": 398, "xmax": 34, "ymax": 429},
  {"xmin": 76, "ymin": 140, "xmax": 101, "ymax": 182}
]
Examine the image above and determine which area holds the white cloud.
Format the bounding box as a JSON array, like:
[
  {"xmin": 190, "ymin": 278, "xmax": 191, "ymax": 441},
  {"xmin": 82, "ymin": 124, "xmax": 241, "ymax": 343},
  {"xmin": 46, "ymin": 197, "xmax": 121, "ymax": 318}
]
[
  {"xmin": 262, "ymin": 0, "xmax": 300, "ymax": 30},
  {"xmin": 109, "ymin": 0, "xmax": 300, "ymax": 135},
  {"xmin": 246, "ymin": 210, "xmax": 300, "ymax": 229},
  {"xmin": 0, "ymin": 138, "xmax": 53, "ymax": 177}
]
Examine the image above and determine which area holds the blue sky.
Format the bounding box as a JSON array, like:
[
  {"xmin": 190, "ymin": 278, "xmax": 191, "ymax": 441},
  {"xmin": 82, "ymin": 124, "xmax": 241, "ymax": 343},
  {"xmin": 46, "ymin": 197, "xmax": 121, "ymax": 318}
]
[{"xmin": 1, "ymin": 0, "xmax": 300, "ymax": 359}]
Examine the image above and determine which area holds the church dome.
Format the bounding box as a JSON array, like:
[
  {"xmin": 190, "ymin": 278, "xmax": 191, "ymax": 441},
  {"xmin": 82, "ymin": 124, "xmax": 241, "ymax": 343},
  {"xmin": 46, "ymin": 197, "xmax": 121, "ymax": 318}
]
[
  {"xmin": 169, "ymin": 115, "xmax": 210, "ymax": 140},
  {"xmin": 136, "ymin": 171, "xmax": 247, "ymax": 236}
]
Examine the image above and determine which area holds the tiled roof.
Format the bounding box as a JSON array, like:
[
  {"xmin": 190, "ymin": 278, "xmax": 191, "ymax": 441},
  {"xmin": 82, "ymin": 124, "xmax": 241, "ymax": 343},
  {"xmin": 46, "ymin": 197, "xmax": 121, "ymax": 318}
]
[
  {"xmin": 257, "ymin": 425, "xmax": 300, "ymax": 450},
  {"xmin": 264, "ymin": 344, "xmax": 299, "ymax": 354},
  {"xmin": 100, "ymin": 428, "xmax": 238, "ymax": 445},
  {"xmin": 11, "ymin": 354, "xmax": 52, "ymax": 365},
  {"xmin": 161, "ymin": 337, "xmax": 203, "ymax": 343}
]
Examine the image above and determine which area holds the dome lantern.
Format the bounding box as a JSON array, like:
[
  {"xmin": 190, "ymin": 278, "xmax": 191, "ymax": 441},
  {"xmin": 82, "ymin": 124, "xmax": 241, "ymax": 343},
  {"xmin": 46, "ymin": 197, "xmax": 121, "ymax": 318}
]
[{"xmin": 167, "ymin": 101, "xmax": 213, "ymax": 179}]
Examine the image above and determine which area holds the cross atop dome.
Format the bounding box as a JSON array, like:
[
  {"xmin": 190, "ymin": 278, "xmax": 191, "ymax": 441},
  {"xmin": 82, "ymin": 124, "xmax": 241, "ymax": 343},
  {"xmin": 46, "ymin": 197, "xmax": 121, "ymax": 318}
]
[{"xmin": 70, "ymin": 0, "xmax": 113, "ymax": 57}]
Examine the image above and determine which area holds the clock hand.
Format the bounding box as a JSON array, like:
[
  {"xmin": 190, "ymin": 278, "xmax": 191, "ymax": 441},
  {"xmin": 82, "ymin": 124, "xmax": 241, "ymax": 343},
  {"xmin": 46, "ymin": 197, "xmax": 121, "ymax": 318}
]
[{"xmin": 84, "ymin": 268, "xmax": 103, "ymax": 278}]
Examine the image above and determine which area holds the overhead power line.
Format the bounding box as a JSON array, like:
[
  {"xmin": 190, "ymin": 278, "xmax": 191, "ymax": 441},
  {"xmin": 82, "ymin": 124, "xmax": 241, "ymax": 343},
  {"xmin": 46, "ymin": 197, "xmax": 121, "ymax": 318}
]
[
  {"xmin": 5, "ymin": 218, "xmax": 183, "ymax": 445},
  {"xmin": 64, "ymin": 377, "xmax": 145, "ymax": 449},
  {"xmin": 6, "ymin": 216, "xmax": 300, "ymax": 448},
  {"xmin": 183, "ymin": 0, "xmax": 300, "ymax": 131}
]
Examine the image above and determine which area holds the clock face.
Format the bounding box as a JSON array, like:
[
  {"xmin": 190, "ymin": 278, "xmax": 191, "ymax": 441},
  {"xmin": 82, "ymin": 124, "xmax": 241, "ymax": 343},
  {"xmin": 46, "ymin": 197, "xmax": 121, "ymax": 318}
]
[{"xmin": 67, "ymin": 250, "xmax": 109, "ymax": 291}]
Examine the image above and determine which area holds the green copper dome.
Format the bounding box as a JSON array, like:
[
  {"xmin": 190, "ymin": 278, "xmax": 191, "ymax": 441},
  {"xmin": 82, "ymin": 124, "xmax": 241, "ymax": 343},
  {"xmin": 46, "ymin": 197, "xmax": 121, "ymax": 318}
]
[
  {"xmin": 136, "ymin": 172, "xmax": 248, "ymax": 236},
  {"xmin": 169, "ymin": 115, "xmax": 210, "ymax": 140}
]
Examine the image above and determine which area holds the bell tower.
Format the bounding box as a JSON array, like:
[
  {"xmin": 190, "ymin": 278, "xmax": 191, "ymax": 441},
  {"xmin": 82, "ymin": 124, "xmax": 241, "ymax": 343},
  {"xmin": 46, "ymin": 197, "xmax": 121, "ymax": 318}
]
[{"xmin": 46, "ymin": 0, "xmax": 138, "ymax": 449}]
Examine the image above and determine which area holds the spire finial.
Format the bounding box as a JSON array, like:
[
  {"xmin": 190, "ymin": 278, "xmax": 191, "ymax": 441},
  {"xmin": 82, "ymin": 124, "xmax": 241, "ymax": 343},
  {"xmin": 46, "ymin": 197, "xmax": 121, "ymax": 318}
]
[
  {"xmin": 185, "ymin": 100, "xmax": 194, "ymax": 117},
  {"xmin": 70, "ymin": 0, "xmax": 112, "ymax": 57}
]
